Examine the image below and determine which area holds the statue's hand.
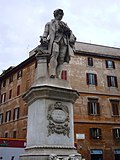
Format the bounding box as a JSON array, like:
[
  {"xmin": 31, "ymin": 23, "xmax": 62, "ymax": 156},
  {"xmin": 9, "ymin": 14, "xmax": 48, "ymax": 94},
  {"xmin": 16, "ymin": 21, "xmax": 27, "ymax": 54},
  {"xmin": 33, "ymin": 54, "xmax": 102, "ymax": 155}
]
[
  {"xmin": 40, "ymin": 36, "xmax": 48, "ymax": 45},
  {"xmin": 69, "ymin": 34, "xmax": 76, "ymax": 47},
  {"xmin": 69, "ymin": 39, "xmax": 75, "ymax": 44},
  {"xmin": 69, "ymin": 39, "xmax": 75, "ymax": 48},
  {"xmin": 42, "ymin": 37, "xmax": 47, "ymax": 42}
]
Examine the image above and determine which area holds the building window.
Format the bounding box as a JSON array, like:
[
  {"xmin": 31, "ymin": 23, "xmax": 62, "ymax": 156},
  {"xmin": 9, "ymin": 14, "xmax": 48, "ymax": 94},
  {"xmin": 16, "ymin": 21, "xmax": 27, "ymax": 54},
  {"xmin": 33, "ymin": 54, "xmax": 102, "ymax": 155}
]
[
  {"xmin": 90, "ymin": 128, "xmax": 102, "ymax": 139},
  {"xmin": 86, "ymin": 73, "xmax": 97, "ymax": 85},
  {"xmin": 13, "ymin": 130, "xmax": 17, "ymax": 138},
  {"xmin": 88, "ymin": 57, "xmax": 93, "ymax": 66},
  {"xmin": 113, "ymin": 128, "xmax": 120, "ymax": 140},
  {"xmin": 61, "ymin": 70, "xmax": 67, "ymax": 80},
  {"xmin": 88, "ymin": 99, "xmax": 100, "ymax": 115},
  {"xmin": 110, "ymin": 100, "xmax": 119, "ymax": 116},
  {"xmin": 9, "ymin": 75, "xmax": 13, "ymax": 84},
  {"xmin": 5, "ymin": 111, "xmax": 11, "ymax": 123},
  {"xmin": 0, "ymin": 113, "xmax": 3, "ymax": 124},
  {"xmin": 107, "ymin": 76, "xmax": 118, "ymax": 87},
  {"xmin": 90, "ymin": 150, "xmax": 103, "ymax": 160},
  {"xmin": 105, "ymin": 60, "xmax": 115, "ymax": 69},
  {"xmin": 1, "ymin": 93, "xmax": 6, "ymax": 103},
  {"xmin": 9, "ymin": 89, "xmax": 12, "ymax": 99},
  {"xmin": 3, "ymin": 80, "xmax": 6, "ymax": 87},
  {"xmin": 17, "ymin": 85, "xmax": 20, "ymax": 96},
  {"xmin": 114, "ymin": 150, "xmax": 120, "ymax": 160},
  {"xmin": 4, "ymin": 132, "xmax": 8, "ymax": 138},
  {"xmin": 13, "ymin": 108, "xmax": 20, "ymax": 120},
  {"xmin": 17, "ymin": 70, "xmax": 22, "ymax": 79}
]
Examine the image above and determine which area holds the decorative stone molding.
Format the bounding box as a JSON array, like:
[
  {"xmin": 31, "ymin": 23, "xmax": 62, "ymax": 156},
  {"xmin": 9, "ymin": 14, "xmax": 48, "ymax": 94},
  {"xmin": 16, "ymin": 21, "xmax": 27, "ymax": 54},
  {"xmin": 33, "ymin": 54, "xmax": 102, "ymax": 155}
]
[
  {"xmin": 48, "ymin": 154, "xmax": 82, "ymax": 160},
  {"xmin": 25, "ymin": 145, "xmax": 76, "ymax": 150},
  {"xmin": 22, "ymin": 85, "xmax": 79, "ymax": 106},
  {"xmin": 47, "ymin": 102, "xmax": 70, "ymax": 137}
]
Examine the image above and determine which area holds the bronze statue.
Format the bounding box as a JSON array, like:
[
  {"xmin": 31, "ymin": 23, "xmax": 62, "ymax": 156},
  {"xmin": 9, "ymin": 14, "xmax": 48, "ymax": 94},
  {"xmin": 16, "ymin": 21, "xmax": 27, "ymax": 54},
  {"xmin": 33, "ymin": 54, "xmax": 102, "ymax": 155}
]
[{"xmin": 41, "ymin": 9, "xmax": 76, "ymax": 78}]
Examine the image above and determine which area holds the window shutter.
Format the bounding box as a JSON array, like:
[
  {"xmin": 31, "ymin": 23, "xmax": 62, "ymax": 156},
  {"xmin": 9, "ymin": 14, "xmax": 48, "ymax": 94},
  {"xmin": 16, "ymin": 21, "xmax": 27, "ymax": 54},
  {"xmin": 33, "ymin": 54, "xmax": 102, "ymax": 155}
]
[
  {"xmin": 105, "ymin": 60, "xmax": 108, "ymax": 68},
  {"xmin": 0, "ymin": 95, "xmax": 3, "ymax": 103},
  {"xmin": 113, "ymin": 129, "xmax": 116, "ymax": 139},
  {"xmin": 3, "ymin": 93, "xmax": 6, "ymax": 102},
  {"xmin": 17, "ymin": 85, "xmax": 20, "ymax": 96},
  {"xmin": 0, "ymin": 114, "xmax": 3, "ymax": 124},
  {"xmin": 90, "ymin": 128, "xmax": 93, "ymax": 139},
  {"xmin": 88, "ymin": 57, "xmax": 93, "ymax": 66},
  {"xmin": 0, "ymin": 89, "xmax": 2, "ymax": 103},
  {"xmin": 115, "ymin": 77, "xmax": 118, "ymax": 88},
  {"xmin": 9, "ymin": 90, "xmax": 12, "ymax": 99},
  {"xmin": 61, "ymin": 70, "xmax": 67, "ymax": 80},
  {"xmin": 9, "ymin": 75, "xmax": 13, "ymax": 84},
  {"xmin": 93, "ymin": 128, "xmax": 96, "ymax": 139},
  {"xmin": 13, "ymin": 109, "xmax": 15, "ymax": 120},
  {"xmin": 5, "ymin": 132, "xmax": 8, "ymax": 138},
  {"xmin": 17, "ymin": 108, "xmax": 20, "ymax": 119},
  {"xmin": 95, "ymin": 74, "xmax": 97, "ymax": 85},
  {"xmin": 113, "ymin": 61, "xmax": 115, "ymax": 69},
  {"xmin": 3, "ymin": 80, "xmax": 6, "ymax": 87},
  {"xmin": 2, "ymin": 114, "xmax": 3, "ymax": 124},
  {"xmin": 5, "ymin": 112, "xmax": 7, "ymax": 122},
  {"xmin": 9, "ymin": 111, "xmax": 11, "ymax": 121},
  {"xmin": 88, "ymin": 102, "xmax": 91, "ymax": 115},
  {"xmin": 99, "ymin": 129, "xmax": 102, "ymax": 139},
  {"xmin": 88, "ymin": 57, "xmax": 90, "ymax": 66},
  {"xmin": 13, "ymin": 130, "xmax": 17, "ymax": 138},
  {"xmin": 86, "ymin": 73, "xmax": 89, "ymax": 85},
  {"xmin": 91, "ymin": 58, "xmax": 93, "ymax": 66},
  {"xmin": 107, "ymin": 76, "xmax": 111, "ymax": 87},
  {"xmin": 17, "ymin": 70, "xmax": 22, "ymax": 79},
  {"xmin": 97, "ymin": 103, "xmax": 100, "ymax": 115},
  {"xmin": 112, "ymin": 103, "xmax": 119, "ymax": 115}
]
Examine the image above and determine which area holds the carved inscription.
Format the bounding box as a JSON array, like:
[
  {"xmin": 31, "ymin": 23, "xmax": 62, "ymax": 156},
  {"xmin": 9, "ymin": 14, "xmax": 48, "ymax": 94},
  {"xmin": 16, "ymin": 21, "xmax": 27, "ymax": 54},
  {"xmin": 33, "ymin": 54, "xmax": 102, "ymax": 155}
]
[
  {"xmin": 52, "ymin": 109, "xmax": 66, "ymax": 123},
  {"xmin": 47, "ymin": 102, "xmax": 70, "ymax": 137}
]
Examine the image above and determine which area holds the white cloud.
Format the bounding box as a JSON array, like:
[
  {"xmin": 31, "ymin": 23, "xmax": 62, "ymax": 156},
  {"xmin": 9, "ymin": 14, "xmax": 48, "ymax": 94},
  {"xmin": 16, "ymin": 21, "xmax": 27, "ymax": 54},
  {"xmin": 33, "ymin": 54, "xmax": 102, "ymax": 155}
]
[{"xmin": 0, "ymin": 0, "xmax": 120, "ymax": 74}]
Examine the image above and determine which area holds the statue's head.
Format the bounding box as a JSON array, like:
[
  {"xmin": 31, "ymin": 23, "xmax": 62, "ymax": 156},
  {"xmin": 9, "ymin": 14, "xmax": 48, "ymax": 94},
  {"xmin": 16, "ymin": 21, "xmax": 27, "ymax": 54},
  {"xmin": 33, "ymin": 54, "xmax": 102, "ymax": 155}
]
[{"xmin": 53, "ymin": 9, "xmax": 64, "ymax": 20}]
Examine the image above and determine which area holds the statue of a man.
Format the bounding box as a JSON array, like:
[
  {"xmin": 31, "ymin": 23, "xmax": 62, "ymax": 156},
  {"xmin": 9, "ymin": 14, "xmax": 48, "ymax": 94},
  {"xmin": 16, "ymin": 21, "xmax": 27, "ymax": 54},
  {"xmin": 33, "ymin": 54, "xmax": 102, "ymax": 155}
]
[{"xmin": 42, "ymin": 9, "xmax": 76, "ymax": 78}]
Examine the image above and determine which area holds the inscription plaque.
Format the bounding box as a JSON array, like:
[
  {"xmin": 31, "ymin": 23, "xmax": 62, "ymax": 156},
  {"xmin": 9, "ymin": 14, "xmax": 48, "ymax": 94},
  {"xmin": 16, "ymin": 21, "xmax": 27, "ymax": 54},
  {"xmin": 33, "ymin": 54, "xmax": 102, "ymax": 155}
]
[
  {"xmin": 47, "ymin": 102, "xmax": 70, "ymax": 137},
  {"xmin": 52, "ymin": 109, "xmax": 66, "ymax": 123}
]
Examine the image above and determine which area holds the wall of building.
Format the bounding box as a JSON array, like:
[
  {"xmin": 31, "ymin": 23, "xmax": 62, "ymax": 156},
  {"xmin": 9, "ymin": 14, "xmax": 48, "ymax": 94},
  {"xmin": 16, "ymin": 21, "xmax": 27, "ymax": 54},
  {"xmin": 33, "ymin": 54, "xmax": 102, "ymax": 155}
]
[
  {"xmin": 0, "ymin": 60, "xmax": 36, "ymax": 139},
  {"xmin": 0, "ymin": 42, "xmax": 120, "ymax": 160},
  {"xmin": 63, "ymin": 49, "xmax": 120, "ymax": 160}
]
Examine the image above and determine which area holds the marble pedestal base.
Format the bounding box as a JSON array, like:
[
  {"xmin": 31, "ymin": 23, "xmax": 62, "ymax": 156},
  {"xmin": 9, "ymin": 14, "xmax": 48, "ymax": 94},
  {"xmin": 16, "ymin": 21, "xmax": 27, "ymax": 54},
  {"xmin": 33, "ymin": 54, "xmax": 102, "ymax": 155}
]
[
  {"xmin": 20, "ymin": 54, "xmax": 81, "ymax": 160},
  {"xmin": 20, "ymin": 146, "xmax": 80, "ymax": 160}
]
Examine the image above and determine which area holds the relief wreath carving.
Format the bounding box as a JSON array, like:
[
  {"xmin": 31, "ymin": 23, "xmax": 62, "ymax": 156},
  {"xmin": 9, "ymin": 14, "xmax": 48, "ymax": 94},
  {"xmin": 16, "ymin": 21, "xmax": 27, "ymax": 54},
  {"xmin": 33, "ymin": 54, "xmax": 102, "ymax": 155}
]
[{"xmin": 47, "ymin": 102, "xmax": 70, "ymax": 137}]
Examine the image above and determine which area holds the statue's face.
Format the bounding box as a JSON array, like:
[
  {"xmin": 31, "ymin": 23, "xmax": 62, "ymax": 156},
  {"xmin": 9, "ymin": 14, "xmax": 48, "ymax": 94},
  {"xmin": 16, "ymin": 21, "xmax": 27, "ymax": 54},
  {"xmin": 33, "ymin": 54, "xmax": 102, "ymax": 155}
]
[{"xmin": 55, "ymin": 11, "xmax": 63, "ymax": 20}]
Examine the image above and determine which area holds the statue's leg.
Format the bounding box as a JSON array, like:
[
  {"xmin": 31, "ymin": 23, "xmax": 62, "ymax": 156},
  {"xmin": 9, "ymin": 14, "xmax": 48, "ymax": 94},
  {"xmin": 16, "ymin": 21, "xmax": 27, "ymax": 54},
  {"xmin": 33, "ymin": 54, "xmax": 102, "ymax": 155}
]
[{"xmin": 49, "ymin": 42, "xmax": 59, "ymax": 77}]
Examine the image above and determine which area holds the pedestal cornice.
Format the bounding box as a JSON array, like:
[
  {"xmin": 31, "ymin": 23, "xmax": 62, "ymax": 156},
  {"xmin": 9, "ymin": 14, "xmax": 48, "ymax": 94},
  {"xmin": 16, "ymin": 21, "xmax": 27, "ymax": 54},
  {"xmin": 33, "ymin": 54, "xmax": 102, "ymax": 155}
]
[{"xmin": 22, "ymin": 85, "xmax": 80, "ymax": 106}]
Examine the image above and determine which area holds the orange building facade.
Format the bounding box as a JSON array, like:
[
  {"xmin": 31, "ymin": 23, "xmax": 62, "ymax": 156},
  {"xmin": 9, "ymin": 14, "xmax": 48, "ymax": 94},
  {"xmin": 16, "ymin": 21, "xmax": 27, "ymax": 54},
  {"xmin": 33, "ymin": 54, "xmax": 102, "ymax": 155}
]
[{"xmin": 0, "ymin": 42, "xmax": 120, "ymax": 160}]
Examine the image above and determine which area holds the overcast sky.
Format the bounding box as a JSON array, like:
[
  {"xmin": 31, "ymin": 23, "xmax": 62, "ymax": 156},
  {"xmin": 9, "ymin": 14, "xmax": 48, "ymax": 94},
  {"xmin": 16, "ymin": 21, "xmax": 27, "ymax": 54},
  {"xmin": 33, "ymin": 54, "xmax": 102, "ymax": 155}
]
[{"xmin": 0, "ymin": 0, "xmax": 120, "ymax": 74}]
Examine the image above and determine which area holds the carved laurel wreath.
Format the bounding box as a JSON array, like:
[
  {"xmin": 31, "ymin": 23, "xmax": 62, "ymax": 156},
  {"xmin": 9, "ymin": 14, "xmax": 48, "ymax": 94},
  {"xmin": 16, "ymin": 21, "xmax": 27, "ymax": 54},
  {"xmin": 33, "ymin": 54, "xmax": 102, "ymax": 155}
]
[{"xmin": 47, "ymin": 102, "xmax": 70, "ymax": 137}]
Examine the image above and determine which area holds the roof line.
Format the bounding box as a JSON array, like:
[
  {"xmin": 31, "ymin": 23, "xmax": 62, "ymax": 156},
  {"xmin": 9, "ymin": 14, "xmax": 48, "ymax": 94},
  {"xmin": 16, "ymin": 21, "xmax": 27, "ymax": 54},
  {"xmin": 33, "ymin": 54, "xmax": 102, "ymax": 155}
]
[{"xmin": 76, "ymin": 41, "xmax": 120, "ymax": 50}]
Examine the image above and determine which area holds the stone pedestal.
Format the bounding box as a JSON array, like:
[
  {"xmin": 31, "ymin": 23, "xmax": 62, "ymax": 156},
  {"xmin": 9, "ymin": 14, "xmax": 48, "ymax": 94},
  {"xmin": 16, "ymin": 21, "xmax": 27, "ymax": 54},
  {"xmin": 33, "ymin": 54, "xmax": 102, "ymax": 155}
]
[{"xmin": 20, "ymin": 53, "xmax": 81, "ymax": 160}]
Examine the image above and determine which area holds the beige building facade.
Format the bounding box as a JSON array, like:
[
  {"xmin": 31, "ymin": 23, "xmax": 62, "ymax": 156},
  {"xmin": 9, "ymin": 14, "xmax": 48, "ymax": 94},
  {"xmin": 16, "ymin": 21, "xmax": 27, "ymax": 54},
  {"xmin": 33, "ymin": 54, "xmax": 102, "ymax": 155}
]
[{"xmin": 0, "ymin": 42, "xmax": 120, "ymax": 160}]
